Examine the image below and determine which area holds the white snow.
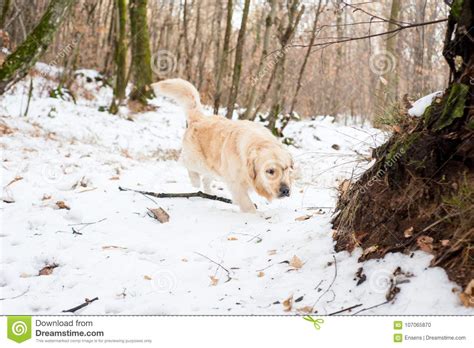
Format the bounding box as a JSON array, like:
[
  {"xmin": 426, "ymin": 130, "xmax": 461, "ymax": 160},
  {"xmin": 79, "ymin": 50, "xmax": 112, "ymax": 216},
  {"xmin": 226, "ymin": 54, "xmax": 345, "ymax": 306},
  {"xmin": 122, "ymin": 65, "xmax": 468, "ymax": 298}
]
[
  {"xmin": 0, "ymin": 67, "xmax": 471, "ymax": 315},
  {"xmin": 408, "ymin": 91, "xmax": 444, "ymax": 117}
]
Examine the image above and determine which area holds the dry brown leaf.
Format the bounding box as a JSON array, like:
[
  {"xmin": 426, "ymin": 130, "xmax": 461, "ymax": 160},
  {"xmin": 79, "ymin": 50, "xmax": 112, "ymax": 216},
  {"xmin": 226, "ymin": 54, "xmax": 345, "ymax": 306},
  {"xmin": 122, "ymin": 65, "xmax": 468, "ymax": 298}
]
[
  {"xmin": 227, "ymin": 236, "xmax": 238, "ymax": 241},
  {"xmin": 56, "ymin": 200, "xmax": 70, "ymax": 210},
  {"xmin": 257, "ymin": 271, "xmax": 265, "ymax": 278},
  {"xmin": 289, "ymin": 255, "xmax": 304, "ymax": 269},
  {"xmin": 392, "ymin": 125, "xmax": 402, "ymax": 133},
  {"xmin": 209, "ymin": 276, "xmax": 219, "ymax": 286},
  {"xmin": 295, "ymin": 214, "xmax": 312, "ymax": 221},
  {"xmin": 148, "ymin": 207, "xmax": 170, "ymax": 223},
  {"xmin": 296, "ymin": 306, "xmax": 314, "ymax": 313},
  {"xmin": 441, "ymin": 239, "xmax": 450, "ymax": 247},
  {"xmin": 39, "ymin": 264, "xmax": 58, "ymax": 276},
  {"xmin": 41, "ymin": 194, "xmax": 52, "ymax": 201},
  {"xmin": 362, "ymin": 245, "xmax": 378, "ymax": 257},
  {"xmin": 6, "ymin": 176, "xmax": 23, "ymax": 187},
  {"xmin": 459, "ymin": 279, "xmax": 474, "ymax": 307},
  {"xmin": 416, "ymin": 235, "xmax": 434, "ymax": 253},
  {"xmin": 268, "ymin": 249, "xmax": 277, "ymax": 255},
  {"xmin": 339, "ymin": 179, "xmax": 351, "ymax": 196},
  {"xmin": 403, "ymin": 226, "xmax": 414, "ymax": 238},
  {"xmin": 283, "ymin": 295, "xmax": 293, "ymax": 312},
  {"xmin": 144, "ymin": 275, "xmax": 152, "ymax": 280},
  {"xmin": 459, "ymin": 293, "xmax": 474, "ymax": 307},
  {"xmin": 109, "ymin": 176, "xmax": 120, "ymax": 180},
  {"xmin": 0, "ymin": 122, "xmax": 14, "ymax": 135}
]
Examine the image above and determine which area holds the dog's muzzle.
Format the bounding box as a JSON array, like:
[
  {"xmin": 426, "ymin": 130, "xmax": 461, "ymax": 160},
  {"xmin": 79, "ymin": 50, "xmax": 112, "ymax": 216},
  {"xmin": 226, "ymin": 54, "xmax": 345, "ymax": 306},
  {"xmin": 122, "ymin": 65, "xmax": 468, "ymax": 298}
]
[{"xmin": 278, "ymin": 184, "xmax": 290, "ymax": 198}]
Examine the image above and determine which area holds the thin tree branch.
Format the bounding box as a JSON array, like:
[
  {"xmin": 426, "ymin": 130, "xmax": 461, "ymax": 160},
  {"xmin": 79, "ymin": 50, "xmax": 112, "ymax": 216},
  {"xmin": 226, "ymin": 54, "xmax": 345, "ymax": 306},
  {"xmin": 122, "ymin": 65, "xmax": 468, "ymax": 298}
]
[
  {"xmin": 268, "ymin": 18, "xmax": 448, "ymax": 57},
  {"xmin": 62, "ymin": 297, "xmax": 99, "ymax": 313},
  {"xmin": 194, "ymin": 252, "xmax": 232, "ymax": 282},
  {"xmin": 328, "ymin": 303, "xmax": 363, "ymax": 315},
  {"xmin": 118, "ymin": 186, "xmax": 232, "ymax": 204}
]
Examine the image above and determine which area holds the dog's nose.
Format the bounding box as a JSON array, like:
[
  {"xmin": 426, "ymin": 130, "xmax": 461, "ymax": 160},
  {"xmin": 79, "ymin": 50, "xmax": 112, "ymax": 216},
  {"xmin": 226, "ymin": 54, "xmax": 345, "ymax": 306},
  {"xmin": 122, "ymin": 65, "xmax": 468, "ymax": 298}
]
[{"xmin": 279, "ymin": 185, "xmax": 290, "ymax": 197}]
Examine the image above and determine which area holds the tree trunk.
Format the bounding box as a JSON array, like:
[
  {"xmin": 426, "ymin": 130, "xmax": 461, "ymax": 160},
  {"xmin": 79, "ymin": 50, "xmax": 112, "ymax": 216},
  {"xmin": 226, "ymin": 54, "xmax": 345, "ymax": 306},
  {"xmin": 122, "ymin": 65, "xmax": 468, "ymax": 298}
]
[
  {"xmin": 385, "ymin": 0, "xmax": 401, "ymax": 101},
  {"xmin": 242, "ymin": 0, "xmax": 277, "ymax": 120},
  {"xmin": 129, "ymin": 0, "xmax": 153, "ymax": 105},
  {"xmin": 289, "ymin": 1, "xmax": 323, "ymax": 116},
  {"xmin": 182, "ymin": 0, "xmax": 192, "ymax": 80},
  {"xmin": 0, "ymin": 0, "xmax": 11, "ymax": 29},
  {"xmin": 332, "ymin": 0, "xmax": 474, "ymax": 289},
  {"xmin": 264, "ymin": 0, "xmax": 304, "ymax": 132},
  {"xmin": 0, "ymin": 0, "xmax": 76, "ymax": 95},
  {"xmin": 225, "ymin": 0, "xmax": 250, "ymax": 119},
  {"xmin": 213, "ymin": 0, "xmax": 232, "ymax": 115},
  {"xmin": 374, "ymin": 0, "xmax": 401, "ymax": 111},
  {"xmin": 110, "ymin": 0, "xmax": 128, "ymax": 114}
]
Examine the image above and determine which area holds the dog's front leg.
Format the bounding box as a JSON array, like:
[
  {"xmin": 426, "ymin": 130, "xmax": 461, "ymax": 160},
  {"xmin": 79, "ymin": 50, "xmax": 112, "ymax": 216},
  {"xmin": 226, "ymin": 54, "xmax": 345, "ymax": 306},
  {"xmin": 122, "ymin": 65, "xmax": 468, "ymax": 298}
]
[
  {"xmin": 188, "ymin": 170, "xmax": 201, "ymax": 188},
  {"xmin": 228, "ymin": 184, "xmax": 257, "ymax": 213}
]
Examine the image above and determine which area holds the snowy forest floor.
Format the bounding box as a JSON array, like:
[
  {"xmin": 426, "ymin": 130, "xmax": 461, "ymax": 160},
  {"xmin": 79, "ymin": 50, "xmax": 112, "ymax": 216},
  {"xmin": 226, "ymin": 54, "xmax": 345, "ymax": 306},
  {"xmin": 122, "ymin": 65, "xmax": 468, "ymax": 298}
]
[{"xmin": 0, "ymin": 65, "xmax": 472, "ymax": 315}]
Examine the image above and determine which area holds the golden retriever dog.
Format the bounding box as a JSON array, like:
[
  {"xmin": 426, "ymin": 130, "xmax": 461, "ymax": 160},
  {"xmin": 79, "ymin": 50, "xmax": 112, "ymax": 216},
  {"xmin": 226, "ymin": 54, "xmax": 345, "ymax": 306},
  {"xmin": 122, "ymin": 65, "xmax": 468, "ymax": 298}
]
[{"xmin": 151, "ymin": 78, "xmax": 293, "ymax": 213}]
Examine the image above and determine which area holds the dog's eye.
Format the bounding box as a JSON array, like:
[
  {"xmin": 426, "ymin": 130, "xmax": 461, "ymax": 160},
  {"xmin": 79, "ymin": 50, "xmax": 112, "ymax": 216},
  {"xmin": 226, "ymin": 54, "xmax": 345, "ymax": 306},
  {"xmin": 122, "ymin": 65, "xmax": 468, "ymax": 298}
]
[{"xmin": 266, "ymin": 169, "xmax": 275, "ymax": 175}]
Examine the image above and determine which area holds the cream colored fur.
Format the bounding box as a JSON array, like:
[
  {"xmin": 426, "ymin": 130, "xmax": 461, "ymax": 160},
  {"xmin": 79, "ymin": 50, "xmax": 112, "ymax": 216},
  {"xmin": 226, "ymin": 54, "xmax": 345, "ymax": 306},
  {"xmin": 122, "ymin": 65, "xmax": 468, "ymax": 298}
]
[{"xmin": 151, "ymin": 78, "xmax": 293, "ymax": 213}]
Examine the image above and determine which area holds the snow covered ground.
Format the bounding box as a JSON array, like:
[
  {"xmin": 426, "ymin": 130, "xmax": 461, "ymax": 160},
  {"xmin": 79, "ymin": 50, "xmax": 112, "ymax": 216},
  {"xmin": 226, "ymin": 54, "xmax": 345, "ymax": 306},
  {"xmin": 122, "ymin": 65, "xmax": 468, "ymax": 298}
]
[{"xmin": 0, "ymin": 66, "xmax": 472, "ymax": 315}]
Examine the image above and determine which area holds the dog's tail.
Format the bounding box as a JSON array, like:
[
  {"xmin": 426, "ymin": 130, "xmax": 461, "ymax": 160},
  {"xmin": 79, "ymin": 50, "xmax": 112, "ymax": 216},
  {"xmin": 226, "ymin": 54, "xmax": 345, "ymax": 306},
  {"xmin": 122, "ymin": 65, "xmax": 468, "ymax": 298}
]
[{"xmin": 151, "ymin": 78, "xmax": 203, "ymax": 122}]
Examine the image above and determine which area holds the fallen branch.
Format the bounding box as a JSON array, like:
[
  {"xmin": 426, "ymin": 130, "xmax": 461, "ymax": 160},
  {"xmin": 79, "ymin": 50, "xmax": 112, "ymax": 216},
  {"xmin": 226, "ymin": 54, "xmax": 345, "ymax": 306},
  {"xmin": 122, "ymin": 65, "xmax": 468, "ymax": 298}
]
[
  {"xmin": 352, "ymin": 300, "xmax": 389, "ymax": 315},
  {"xmin": 62, "ymin": 297, "xmax": 99, "ymax": 313},
  {"xmin": 119, "ymin": 186, "xmax": 232, "ymax": 204},
  {"xmin": 312, "ymin": 255, "xmax": 338, "ymax": 308},
  {"xmin": 328, "ymin": 303, "xmax": 363, "ymax": 316},
  {"xmin": 194, "ymin": 252, "xmax": 232, "ymax": 283}
]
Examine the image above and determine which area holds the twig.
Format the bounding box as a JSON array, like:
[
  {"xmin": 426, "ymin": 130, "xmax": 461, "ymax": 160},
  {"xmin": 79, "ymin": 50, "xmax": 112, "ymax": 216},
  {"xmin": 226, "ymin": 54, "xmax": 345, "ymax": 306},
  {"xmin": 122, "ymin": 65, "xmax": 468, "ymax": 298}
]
[
  {"xmin": 68, "ymin": 218, "xmax": 107, "ymax": 234},
  {"xmin": 352, "ymin": 300, "xmax": 389, "ymax": 315},
  {"xmin": 194, "ymin": 252, "xmax": 232, "ymax": 282},
  {"xmin": 0, "ymin": 287, "xmax": 29, "ymax": 301},
  {"xmin": 267, "ymin": 18, "xmax": 448, "ymax": 57},
  {"xmin": 119, "ymin": 186, "xmax": 232, "ymax": 204},
  {"xmin": 62, "ymin": 297, "xmax": 99, "ymax": 313},
  {"xmin": 328, "ymin": 303, "xmax": 363, "ymax": 316},
  {"xmin": 68, "ymin": 218, "xmax": 107, "ymax": 228},
  {"xmin": 312, "ymin": 255, "xmax": 338, "ymax": 308}
]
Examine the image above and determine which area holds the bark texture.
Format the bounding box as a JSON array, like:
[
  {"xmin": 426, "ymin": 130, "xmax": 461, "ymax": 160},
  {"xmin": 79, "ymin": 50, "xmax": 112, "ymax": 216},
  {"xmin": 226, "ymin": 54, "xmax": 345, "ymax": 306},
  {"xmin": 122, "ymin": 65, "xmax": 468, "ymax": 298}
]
[
  {"xmin": 0, "ymin": 0, "xmax": 76, "ymax": 95},
  {"xmin": 332, "ymin": 0, "xmax": 474, "ymax": 288}
]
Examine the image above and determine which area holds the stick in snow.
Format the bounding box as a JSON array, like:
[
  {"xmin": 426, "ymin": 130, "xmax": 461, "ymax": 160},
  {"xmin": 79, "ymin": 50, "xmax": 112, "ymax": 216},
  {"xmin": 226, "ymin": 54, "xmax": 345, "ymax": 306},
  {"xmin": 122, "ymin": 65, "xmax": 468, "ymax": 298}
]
[
  {"xmin": 328, "ymin": 303, "xmax": 363, "ymax": 316},
  {"xmin": 118, "ymin": 186, "xmax": 233, "ymax": 204},
  {"xmin": 62, "ymin": 297, "xmax": 99, "ymax": 313}
]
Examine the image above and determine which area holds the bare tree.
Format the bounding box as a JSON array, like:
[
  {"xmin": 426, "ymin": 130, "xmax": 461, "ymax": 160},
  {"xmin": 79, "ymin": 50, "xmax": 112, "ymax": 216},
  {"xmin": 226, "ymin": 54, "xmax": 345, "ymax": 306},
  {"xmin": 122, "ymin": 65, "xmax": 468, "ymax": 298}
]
[
  {"xmin": 225, "ymin": 0, "xmax": 251, "ymax": 119},
  {"xmin": 213, "ymin": 0, "xmax": 233, "ymax": 115},
  {"xmin": 0, "ymin": 0, "xmax": 76, "ymax": 95},
  {"xmin": 129, "ymin": 0, "xmax": 153, "ymax": 105},
  {"xmin": 289, "ymin": 1, "xmax": 324, "ymax": 116},
  {"xmin": 110, "ymin": 0, "xmax": 128, "ymax": 114},
  {"xmin": 242, "ymin": 0, "xmax": 277, "ymax": 120}
]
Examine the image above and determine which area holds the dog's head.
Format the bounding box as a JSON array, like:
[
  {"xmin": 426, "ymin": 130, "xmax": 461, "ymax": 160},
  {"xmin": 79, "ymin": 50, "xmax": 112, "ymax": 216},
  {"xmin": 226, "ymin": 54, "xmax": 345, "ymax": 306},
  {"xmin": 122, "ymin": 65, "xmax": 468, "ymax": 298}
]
[{"xmin": 247, "ymin": 144, "xmax": 294, "ymax": 201}]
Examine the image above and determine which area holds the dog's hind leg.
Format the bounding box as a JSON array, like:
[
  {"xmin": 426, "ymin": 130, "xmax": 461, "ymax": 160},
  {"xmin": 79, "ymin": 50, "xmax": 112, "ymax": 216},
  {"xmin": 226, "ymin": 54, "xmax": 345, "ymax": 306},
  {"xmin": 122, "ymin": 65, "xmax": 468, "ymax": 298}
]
[
  {"xmin": 228, "ymin": 184, "xmax": 257, "ymax": 213},
  {"xmin": 188, "ymin": 170, "xmax": 201, "ymax": 188},
  {"xmin": 202, "ymin": 176, "xmax": 212, "ymax": 194}
]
